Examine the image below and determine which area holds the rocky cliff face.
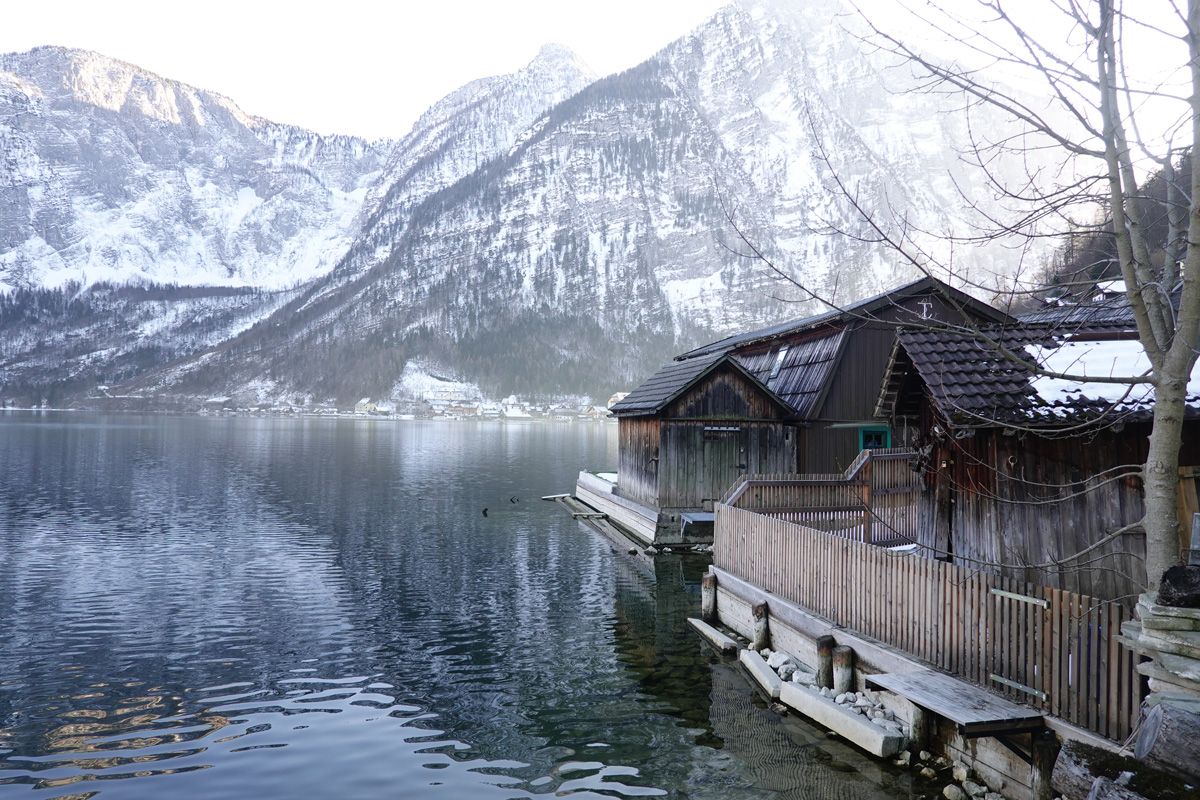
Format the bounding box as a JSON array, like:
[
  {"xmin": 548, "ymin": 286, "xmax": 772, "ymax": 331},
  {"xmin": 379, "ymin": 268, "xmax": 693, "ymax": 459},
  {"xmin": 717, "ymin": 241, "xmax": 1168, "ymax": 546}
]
[
  {"xmin": 0, "ymin": 47, "xmax": 392, "ymax": 293},
  {"xmin": 0, "ymin": 45, "xmax": 592, "ymax": 403},
  {"xmin": 1, "ymin": 2, "xmax": 1034, "ymax": 407}
]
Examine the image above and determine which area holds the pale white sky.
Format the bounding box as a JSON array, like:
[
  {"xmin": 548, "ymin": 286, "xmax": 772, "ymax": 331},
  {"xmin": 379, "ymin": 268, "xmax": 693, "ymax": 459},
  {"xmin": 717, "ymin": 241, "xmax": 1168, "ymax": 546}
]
[
  {"xmin": 0, "ymin": 0, "xmax": 728, "ymax": 141},
  {"xmin": 2, "ymin": 0, "xmax": 1188, "ymax": 150}
]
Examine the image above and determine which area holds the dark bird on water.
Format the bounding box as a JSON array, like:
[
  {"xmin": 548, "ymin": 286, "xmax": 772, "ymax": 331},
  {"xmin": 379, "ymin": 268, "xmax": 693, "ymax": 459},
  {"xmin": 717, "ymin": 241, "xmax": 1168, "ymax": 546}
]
[
  {"xmin": 482, "ymin": 508, "xmax": 488, "ymax": 517},
  {"xmin": 510, "ymin": 496, "xmax": 518, "ymax": 503}
]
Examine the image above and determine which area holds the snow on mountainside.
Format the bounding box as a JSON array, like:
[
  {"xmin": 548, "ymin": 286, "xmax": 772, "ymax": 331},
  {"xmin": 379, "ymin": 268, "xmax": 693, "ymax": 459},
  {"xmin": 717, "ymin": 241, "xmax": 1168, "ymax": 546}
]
[
  {"xmin": 129, "ymin": 0, "xmax": 1036, "ymax": 406},
  {"xmin": 0, "ymin": 45, "xmax": 590, "ymax": 404},
  {"xmin": 0, "ymin": 47, "xmax": 392, "ymax": 294},
  {"xmin": 3, "ymin": 1, "xmax": 1045, "ymax": 408},
  {"xmin": 330, "ymin": 44, "xmax": 596, "ymax": 293}
]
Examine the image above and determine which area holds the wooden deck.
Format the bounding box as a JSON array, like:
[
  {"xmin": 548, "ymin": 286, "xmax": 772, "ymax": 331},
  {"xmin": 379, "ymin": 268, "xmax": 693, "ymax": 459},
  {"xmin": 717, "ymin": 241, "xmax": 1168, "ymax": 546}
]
[{"xmin": 866, "ymin": 670, "xmax": 1044, "ymax": 737}]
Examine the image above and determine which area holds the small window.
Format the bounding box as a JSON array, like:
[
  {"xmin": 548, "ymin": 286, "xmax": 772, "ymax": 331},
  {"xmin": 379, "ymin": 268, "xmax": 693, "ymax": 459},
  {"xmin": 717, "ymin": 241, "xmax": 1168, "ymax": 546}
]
[
  {"xmin": 860, "ymin": 427, "xmax": 891, "ymax": 450},
  {"xmin": 770, "ymin": 345, "xmax": 789, "ymax": 379}
]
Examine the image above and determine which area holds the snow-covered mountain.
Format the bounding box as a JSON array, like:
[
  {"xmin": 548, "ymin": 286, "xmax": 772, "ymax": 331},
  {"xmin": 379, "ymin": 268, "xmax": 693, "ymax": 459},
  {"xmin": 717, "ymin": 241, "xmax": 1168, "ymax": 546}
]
[
  {"xmin": 329, "ymin": 43, "xmax": 596, "ymax": 291},
  {"xmin": 0, "ymin": 45, "xmax": 592, "ymax": 403},
  {"xmin": 2, "ymin": 1, "xmax": 1037, "ymax": 407},
  {"xmin": 0, "ymin": 47, "xmax": 392, "ymax": 293}
]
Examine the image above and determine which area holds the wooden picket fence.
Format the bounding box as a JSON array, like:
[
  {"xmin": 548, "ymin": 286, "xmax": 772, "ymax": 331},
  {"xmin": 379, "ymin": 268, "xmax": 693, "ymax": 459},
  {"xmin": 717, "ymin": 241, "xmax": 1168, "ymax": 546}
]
[
  {"xmin": 720, "ymin": 448, "xmax": 921, "ymax": 544},
  {"xmin": 714, "ymin": 504, "xmax": 1140, "ymax": 742}
]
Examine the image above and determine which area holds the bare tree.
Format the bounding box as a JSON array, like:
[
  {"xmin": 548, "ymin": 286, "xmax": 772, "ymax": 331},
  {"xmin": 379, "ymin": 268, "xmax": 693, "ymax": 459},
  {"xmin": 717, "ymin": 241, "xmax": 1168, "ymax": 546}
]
[{"xmin": 819, "ymin": 0, "xmax": 1200, "ymax": 593}]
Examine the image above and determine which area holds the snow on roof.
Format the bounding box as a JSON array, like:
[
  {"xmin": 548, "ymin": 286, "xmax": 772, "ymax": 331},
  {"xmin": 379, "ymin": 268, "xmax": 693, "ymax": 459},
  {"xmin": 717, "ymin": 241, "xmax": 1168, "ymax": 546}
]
[{"xmin": 1028, "ymin": 339, "xmax": 1200, "ymax": 410}]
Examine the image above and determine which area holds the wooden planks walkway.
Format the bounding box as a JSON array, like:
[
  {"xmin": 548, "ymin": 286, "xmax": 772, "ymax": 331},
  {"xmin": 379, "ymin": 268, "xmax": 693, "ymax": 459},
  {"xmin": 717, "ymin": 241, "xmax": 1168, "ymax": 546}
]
[{"xmin": 867, "ymin": 669, "xmax": 1044, "ymax": 737}]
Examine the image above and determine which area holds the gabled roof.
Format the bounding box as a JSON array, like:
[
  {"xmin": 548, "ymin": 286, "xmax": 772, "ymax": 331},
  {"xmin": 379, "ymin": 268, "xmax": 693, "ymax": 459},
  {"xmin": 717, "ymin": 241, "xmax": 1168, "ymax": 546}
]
[
  {"xmin": 609, "ymin": 351, "xmax": 791, "ymax": 417},
  {"xmin": 878, "ymin": 329, "xmax": 1040, "ymax": 425},
  {"xmin": 676, "ymin": 277, "xmax": 1013, "ymax": 361},
  {"xmin": 878, "ymin": 327, "xmax": 1200, "ymax": 427}
]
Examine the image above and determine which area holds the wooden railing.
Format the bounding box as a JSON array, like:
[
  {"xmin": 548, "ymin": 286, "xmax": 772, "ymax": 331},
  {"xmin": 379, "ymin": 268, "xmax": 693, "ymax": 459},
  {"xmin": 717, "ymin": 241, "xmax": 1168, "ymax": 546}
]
[
  {"xmin": 714, "ymin": 504, "xmax": 1140, "ymax": 742},
  {"xmin": 721, "ymin": 448, "xmax": 921, "ymax": 544}
]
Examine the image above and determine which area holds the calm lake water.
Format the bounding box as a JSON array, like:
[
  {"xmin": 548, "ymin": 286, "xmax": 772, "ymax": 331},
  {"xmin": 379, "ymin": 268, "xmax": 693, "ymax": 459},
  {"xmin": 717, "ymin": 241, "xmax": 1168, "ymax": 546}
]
[{"xmin": 0, "ymin": 414, "xmax": 914, "ymax": 799}]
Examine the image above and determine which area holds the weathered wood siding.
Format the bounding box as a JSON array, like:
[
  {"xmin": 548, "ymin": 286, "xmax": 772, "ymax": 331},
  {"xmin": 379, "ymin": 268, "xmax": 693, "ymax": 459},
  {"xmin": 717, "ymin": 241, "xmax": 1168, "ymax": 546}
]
[
  {"xmin": 920, "ymin": 421, "xmax": 1200, "ymax": 602},
  {"xmin": 658, "ymin": 422, "xmax": 796, "ymax": 510},
  {"xmin": 800, "ymin": 426, "xmax": 862, "ymax": 474},
  {"xmin": 715, "ymin": 504, "xmax": 1140, "ymax": 742},
  {"xmin": 817, "ymin": 323, "xmax": 896, "ymax": 427},
  {"xmin": 650, "ymin": 364, "xmax": 796, "ymax": 511},
  {"xmin": 664, "ymin": 365, "xmax": 788, "ymax": 420},
  {"xmin": 617, "ymin": 418, "xmax": 660, "ymax": 507}
]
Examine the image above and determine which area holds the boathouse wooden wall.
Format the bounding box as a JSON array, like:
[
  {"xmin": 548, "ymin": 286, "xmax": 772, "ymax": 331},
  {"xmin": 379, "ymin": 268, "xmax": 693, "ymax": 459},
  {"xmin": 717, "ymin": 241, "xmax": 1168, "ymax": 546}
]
[
  {"xmin": 665, "ymin": 366, "xmax": 787, "ymax": 420},
  {"xmin": 658, "ymin": 423, "xmax": 796, "ymax": 510},
  {"xmin": 616, "ymin": 364, "xmax": 797, "ymax": 513},
  {"xmin": 617, "ymin": 418, "xmax": 660, "ymax": 508},
  {"xmin": 917, "ymin": 420, "xmax": 1200, "ymax": 602},
  {"xmin": 657, "ymin": 365, "xmax": 795, "ymax": 511}
]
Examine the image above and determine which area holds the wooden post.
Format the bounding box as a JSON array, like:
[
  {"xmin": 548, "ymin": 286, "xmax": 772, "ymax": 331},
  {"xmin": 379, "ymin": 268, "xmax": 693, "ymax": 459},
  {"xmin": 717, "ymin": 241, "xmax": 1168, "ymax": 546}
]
[
  {"xmin": 816, "ymin": 635, "xmax": 836, "ymax": 689},
  {"xmin": 751, "ymin": 602, "xmax": 770, "ymax": 651},
  {"xmin": 862, "ymin": 456, "xmax": 873, "ymax": 543},
  {"xmin": 701, "ymin": 572, "xmax": 717, "ymax": 623},
  {"xmin": 1031, "ymin": 729, "xmax": 1062, "ymax": 800},
  {"xmin": 832, "ymin": 645, "xmax": 855, "ymax": 695},
  {"xmin": 908, "ymin": 706, "xmax": 931, "ymax": 752}
]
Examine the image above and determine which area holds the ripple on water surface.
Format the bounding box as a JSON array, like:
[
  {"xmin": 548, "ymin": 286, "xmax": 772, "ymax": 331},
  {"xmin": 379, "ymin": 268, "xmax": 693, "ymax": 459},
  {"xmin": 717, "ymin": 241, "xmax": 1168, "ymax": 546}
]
[{"xmin": 0, "ymin": 416, "xmax": 913, "ymax": 799}]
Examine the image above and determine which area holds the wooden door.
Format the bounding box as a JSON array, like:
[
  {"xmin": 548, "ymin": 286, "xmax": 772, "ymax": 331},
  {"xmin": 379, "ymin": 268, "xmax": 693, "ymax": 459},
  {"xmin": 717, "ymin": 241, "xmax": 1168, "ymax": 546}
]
[{"xmin": 700, "ymin": 426, "xmax": 747, "ymax": 510}]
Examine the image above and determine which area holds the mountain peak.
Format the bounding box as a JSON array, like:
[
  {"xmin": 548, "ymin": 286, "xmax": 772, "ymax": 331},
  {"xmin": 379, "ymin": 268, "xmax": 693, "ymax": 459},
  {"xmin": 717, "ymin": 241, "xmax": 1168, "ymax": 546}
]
[{"xmin": 528, "ymin": 43, "xmax": 596, "ymax": 82}]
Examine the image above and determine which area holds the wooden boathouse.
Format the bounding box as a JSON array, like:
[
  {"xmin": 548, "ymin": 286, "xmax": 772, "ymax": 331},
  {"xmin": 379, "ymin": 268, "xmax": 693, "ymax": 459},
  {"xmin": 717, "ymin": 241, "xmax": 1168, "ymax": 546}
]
[
  {"xmin": 587, "ymin": 277, "xmax": 1012, "ymax": 545},
  {"xmin": 669, "ymin": 277, "xmax": 1013, "ymax": 473},
  {"xmin": 602, "ymin": 352, "xmax": 798, "ymax": 543},
  {"xmin": 655, "ymin": 293, "xmax": 1200, "ymax": 797}
]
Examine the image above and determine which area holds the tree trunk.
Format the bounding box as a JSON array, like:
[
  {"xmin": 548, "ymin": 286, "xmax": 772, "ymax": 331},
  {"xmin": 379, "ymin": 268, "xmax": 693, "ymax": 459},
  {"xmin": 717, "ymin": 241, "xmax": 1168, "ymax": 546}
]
[
  {"xmin": 1052, "ymin": 741, "xmax": 1098, "ymax": 800},
  {"xmin": 1143, "ymin": 374, "xmax": 1188, "ymax": 593}
]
